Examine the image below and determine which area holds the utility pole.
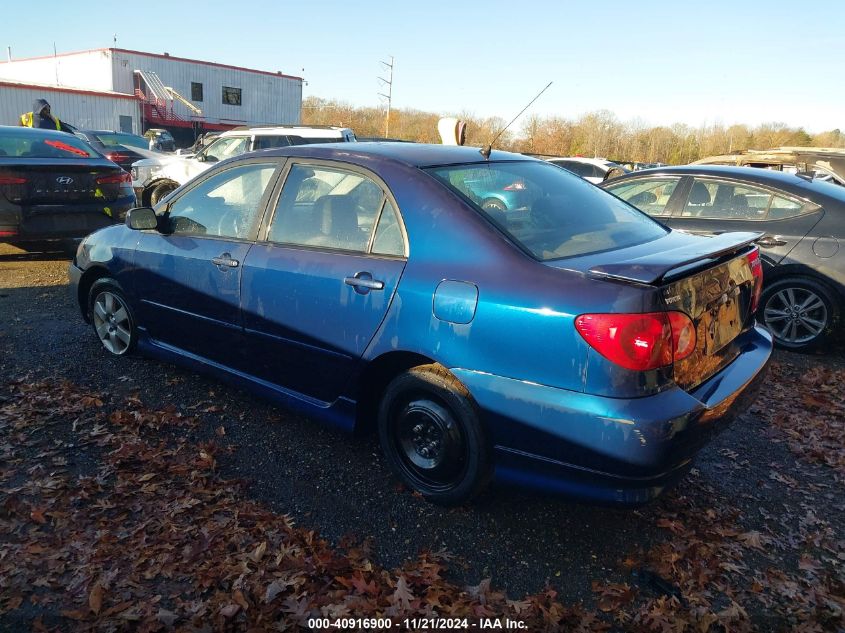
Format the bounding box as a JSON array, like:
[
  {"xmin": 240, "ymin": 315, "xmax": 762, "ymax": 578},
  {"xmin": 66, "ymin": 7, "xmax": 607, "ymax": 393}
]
[{"xmin": 378, "ymin": 56, "xmax": 394, "ymax": 137}]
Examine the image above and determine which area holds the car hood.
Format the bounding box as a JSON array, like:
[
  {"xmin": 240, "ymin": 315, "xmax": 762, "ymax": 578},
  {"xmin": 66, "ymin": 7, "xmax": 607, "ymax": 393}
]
[{"xmin": 132, "ymin": 154, "xmax": 192, "ymax": 169}]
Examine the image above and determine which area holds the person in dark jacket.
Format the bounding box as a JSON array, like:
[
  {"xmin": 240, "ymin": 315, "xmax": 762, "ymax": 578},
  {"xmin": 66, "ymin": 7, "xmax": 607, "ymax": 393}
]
[{"xmin": 19, "ymin": 99, "xmax": 73, "ymax": 132}]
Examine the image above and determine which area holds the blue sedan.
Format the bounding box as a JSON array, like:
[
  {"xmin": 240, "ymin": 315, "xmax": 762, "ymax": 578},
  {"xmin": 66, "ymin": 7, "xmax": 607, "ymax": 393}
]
[{"xmin": 69, "ymin": 144, "xmax": 771, "ymax": 506}]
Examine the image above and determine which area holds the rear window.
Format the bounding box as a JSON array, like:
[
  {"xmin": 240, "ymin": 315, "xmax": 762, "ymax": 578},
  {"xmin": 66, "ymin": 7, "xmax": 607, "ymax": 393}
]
[
  {"xmin": 0, "ymin": 131, "xmax": 96, "ymax": 159},
  {"xmin": 427, "ymin": 161, "xmax": 667, "ymax": 260},
  {"xmin": 94, "ymin": 133, "xmax": 148, "ymax": 150}
]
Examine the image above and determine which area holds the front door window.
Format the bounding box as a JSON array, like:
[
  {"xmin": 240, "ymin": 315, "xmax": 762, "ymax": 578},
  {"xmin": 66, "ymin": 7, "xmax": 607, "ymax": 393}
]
[{"xmin": 166, "ymin": 163, "xmax": 277, "ymax": 240}]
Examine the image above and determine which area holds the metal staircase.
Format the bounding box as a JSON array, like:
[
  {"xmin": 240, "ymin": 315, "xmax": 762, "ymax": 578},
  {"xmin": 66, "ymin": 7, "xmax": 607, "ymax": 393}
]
[{"xmin": 134, "ymin": 70, "xmax": 203, "ymax": 126}]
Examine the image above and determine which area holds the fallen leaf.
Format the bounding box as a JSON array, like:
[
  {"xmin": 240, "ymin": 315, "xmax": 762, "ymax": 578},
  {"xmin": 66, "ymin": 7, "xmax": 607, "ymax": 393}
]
[
  {"xmin": 157, "ymin": 608, "xmax": 178, "ymax": 626},
  {"xmin": 250, "ymin": 541, "xmax": 267, "ymax": 562},
  {"xmin": 89, "ymin": 582, "xmax": 103, "ymax": 615},
  {"xmin": 29, "ymin": 508, "xmax": 47, "ymax": 524},
  {"xmin": 233, "ymin": 589, "xmax": 250, "ymax": 611}
]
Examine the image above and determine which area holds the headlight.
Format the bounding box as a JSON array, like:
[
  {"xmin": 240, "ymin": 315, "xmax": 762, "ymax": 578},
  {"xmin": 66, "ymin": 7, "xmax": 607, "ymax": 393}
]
[{"xmin": 131, "ymin": 167, "xmax": 138, "ymax": 179}]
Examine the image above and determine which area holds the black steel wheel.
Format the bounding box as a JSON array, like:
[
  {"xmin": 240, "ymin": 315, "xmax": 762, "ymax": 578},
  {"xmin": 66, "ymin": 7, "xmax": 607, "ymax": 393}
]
[
  {"xmin": 759, "ymin": 276, "xmax": 838, "ymax": 351},
  {"xmin": 88, "ymin": 279, "xmax": 137, "ymax": 356},
  {"xmin": 378, "ymin": 364, "xmax": 492, "ymax": 505}
]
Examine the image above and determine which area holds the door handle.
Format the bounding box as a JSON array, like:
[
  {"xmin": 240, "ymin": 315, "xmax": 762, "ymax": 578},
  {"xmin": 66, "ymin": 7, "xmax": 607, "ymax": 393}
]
[
  {"xmin": 756, "ymin": 235, "xmax": 787, "ymax": 248},
  {"xmin": 344, "ymin": 273, "xmax": 384, "ymax": 291},
  {"xmin": 211, "ymin": 254, "xmax": 239, "ymax": 268}
]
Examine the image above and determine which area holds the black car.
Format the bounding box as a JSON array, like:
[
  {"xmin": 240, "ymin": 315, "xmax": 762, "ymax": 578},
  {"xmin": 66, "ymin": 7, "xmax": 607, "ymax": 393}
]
[
  {"xmin": 602, "ymin": 165, "xmax": 845, "ymax": 350},
  {"xmin": 75, "ymin": 130, "xmax": 154, "ymax": 172},
  {"xmin": 0, "ymin": 126, "xmax": 136, "ymax": 245}
]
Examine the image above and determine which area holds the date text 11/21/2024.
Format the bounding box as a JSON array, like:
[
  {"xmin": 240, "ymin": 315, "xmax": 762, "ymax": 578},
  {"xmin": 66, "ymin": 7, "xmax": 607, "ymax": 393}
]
[{"xmin": 307, "ymin": 617, "xmax": 528, "ymax": 630}]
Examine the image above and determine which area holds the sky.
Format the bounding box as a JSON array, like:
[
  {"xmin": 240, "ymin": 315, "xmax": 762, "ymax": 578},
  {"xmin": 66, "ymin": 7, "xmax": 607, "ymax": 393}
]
[{"xmin": 4, "ymin": 0, "xmax": 844, "ymax": 133}]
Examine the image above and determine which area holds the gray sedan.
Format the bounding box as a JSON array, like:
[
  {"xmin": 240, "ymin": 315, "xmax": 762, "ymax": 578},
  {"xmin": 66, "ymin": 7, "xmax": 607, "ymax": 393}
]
[{"xmin": 602, "ymin": 165, "xmax": 845, "ymax": 350}]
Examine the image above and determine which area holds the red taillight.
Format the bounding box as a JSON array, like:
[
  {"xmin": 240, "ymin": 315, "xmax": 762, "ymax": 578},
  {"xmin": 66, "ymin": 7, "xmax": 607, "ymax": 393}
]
[
  {"xmin": 0, "ymin": 230, "xmax": 18, "ymax": 236},
  {"xmin": 96, "ymin": 171, "xmax": 132, "ymax": 185},
  {"xmin": 106, "ymin": 151, "xmax": 132, "ymax": 163},
  {"xmin": 668, "ymin": 311, "xmax": 696, "ymax": 361},
  {"xmin": 503, "ymin": 181, "xmax": 526, "ymax": 191},
  {"xmin": 0, "ymin": 176, "xmax": 27, "ymax": 185},
  {"xmin": 575, "ymin": 311, "xmax": 697, "ymax": 371},
  {"xmin": 747, "ymin": 247, "xmax": 763, "ymax": 312}
]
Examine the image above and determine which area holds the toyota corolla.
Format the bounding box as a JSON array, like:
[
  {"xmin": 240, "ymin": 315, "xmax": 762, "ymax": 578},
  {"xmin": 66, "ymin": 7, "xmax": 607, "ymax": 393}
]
[{"xmin": 69, "ymin": 143, "xmax": 771, "ymax": 506}]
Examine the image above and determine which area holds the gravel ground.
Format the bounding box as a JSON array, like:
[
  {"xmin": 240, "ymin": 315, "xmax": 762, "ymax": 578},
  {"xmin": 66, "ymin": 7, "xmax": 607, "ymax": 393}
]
[{"xmin": 1, "ymin": 241, "xmax": 843, "ymax": 628}]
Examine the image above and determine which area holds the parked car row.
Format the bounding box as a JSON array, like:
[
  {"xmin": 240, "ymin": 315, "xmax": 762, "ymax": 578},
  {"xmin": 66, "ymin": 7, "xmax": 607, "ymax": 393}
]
[{"xmin": 5, "ymin": 122, "xmax": 843, "ymax": 506}]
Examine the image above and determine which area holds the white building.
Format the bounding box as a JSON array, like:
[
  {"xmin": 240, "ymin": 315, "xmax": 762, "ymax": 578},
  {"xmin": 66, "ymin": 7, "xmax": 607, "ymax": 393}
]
[{"xmin": 0, "ymin": 47, "xmax": 303, "ymax": 143}]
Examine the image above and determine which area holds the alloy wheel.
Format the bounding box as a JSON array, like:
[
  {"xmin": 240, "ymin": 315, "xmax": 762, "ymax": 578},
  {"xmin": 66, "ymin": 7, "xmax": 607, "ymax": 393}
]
[
  {"xmin": 763, "ymin": 286, "xmax": 828, "ymax": 345},
  {"xmin": 92, "ymin": 291, "xmax": 132, "ymax": 355}
]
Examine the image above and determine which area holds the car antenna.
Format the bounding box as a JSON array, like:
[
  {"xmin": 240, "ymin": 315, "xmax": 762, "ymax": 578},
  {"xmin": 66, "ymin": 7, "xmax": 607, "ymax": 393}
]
[{"xmin": 480, "ymin": 81, "xmax": 553, "ymax": 160}]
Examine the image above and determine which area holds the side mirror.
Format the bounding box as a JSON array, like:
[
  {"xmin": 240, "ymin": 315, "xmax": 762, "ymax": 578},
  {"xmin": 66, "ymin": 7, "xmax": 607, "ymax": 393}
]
[
  {"xmin": 195, "ymin": 153, "xmax": 206, "ymax": 162},
  {"xmin": 125, "ymin": 207, "xmax": 158, "ymax": 230}
]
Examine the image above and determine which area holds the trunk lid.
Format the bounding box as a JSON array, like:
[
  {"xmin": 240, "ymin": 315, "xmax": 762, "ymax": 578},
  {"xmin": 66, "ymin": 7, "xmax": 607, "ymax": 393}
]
[
  {"xmin": 551, "ymin": 231, "xmax": 762, "ymax": 390},
  {"xmin": 0, "ymin": 162, "xmax": 127, "ymax": 205}
]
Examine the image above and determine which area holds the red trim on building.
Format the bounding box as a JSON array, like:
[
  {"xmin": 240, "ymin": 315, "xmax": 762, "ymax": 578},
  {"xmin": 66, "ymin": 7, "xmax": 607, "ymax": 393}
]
[
  {"xmin": 0, "ymin": 80, "xmax": 141, "ymax": 101},
  {"xmin": 142, "ymin": 115, "xmax": 237, "ymax": 131},
  {"xmin": 1, "ymin": 48, "xmax": 303, "ymax": 82}
]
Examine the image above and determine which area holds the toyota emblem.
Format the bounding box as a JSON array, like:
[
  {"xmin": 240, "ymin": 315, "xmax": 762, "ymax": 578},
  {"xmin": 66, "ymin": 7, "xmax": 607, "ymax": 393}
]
[{"xmin": 56, "ymin": 176, "xmax": 74, "ymax": 185}]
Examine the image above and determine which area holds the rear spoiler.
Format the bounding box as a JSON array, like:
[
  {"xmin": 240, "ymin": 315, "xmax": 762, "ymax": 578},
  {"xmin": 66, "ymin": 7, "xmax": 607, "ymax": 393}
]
[{"xmin": 588, "ymin": 232, "xmax": 763, "ymax": 285}]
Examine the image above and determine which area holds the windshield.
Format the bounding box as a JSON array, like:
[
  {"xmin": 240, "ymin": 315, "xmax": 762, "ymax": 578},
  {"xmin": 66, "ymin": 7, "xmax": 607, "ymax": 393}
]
[
  {"xmin": 427, "ymin": 161, "xmax": 668, "ymax": 260},
  {"xmin": 0, "ymin": 130, "xmax": 97, "ymax": 159},
  {"xmin": 201, "ymin": 136, "xmax": 251, "ymax": 162}
]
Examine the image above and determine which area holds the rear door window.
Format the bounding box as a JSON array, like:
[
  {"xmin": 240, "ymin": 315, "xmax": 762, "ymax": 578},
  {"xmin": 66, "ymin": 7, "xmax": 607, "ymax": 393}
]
[
  {"xmin": 681, "ymin": 179, "xmax": 802, "ymax": 220},
  {"xmin": 253, "ymin": 135, "xmax": 292, "ymax": 150},
  {"xmin": 267, "ymin": 163, "xmax": 405, "ymax": 255},
  {"xmin": 604, "ymin": 178, "xmax": 681, "ymax": 217},
  {"xmin": 428, "ymin": 161, "xmax": 667, "ymax": 260}
]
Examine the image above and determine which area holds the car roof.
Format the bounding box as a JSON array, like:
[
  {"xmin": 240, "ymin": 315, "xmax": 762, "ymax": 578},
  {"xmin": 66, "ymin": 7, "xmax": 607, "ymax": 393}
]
[
  {"xmin": 549, "ymin": 156, "xmax": 611, "ymax": 167},
  {"xmin": 250, "ymin": 142, "xmax": 534, "ymax": 168},
  {"xmin": 613, "ymin": 164, "xmax": 814, "ymax": 184},
  {"xmin": 221, "ymin": 125, "xmax": 353, "ymax": 138}
]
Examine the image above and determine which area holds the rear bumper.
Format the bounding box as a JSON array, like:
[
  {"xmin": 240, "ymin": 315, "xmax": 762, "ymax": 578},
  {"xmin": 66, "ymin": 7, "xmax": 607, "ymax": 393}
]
[
  {"xmin": 1, "ymin": 196, "xmax": 134, "ymax": 241},
  {"xmin": 452, "ymin": 324, "xmax": 772, "ymax": 506}
]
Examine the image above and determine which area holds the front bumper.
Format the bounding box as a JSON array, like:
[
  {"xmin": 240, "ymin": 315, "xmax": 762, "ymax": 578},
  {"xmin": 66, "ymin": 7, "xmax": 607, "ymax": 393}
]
[
  {"xmin": 68, "ymin": 262, "xmax": 84, "ymax": 317},
  {"xmin": 453, "ymin": 324, "xmax": 772, "ymax": 505}
]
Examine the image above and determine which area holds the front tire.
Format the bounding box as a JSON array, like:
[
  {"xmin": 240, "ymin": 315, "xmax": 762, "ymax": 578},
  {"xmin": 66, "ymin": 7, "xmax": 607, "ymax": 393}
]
[
  {"xmin": 149, "ymin": 182, "xmax": 177, "ymax": 206},
  {"xmin": 89, "ymin": 279, "xmax": 137, "ymax": 356},
  {"xmin": 378, "ymin": 364, "xmax": 492, "ymax": 506},
  {"xmin": 759, "ymin": 276, "xmax": 838, "ymax": 351}
]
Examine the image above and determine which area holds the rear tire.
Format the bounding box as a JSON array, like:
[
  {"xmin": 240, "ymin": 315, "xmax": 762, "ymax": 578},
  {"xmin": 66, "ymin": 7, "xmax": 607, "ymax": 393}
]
[
  {"xmin": 759, "ymin": 276, "xmax": 838, "ymax": 351},
  {"xmin": 378, "ymin": 364, "xmax": 492, "ymax": 506}
]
